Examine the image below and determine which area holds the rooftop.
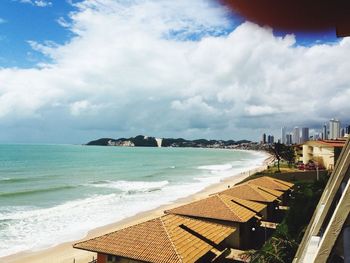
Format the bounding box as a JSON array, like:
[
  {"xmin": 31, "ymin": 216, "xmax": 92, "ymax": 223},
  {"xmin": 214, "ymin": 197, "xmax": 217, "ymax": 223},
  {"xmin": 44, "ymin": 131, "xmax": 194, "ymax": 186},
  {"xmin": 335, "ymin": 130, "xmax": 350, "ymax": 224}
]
[
  {"xmin": 305, "ymin": 139, "xmax": 346, "ymax": 148},
  {"xmin": 74, "ymin": 214, "xmax": 236, "ymax": 263},
  {"xmin": 165, "ymin": 194, "xmax": 266, "ymax": 223},
  {"xmin": 218, "ymin": 183, "xmax": 283, "ymax": 203},
  {"xmin": 247, "ymin": 176, "xmax": 294, "ymax": 192}
]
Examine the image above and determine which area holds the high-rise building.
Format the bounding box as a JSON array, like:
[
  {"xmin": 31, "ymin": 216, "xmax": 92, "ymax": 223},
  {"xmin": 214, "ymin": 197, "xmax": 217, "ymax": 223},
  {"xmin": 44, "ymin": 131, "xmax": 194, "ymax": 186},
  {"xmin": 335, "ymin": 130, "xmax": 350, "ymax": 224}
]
[
  {"xmin": 267, "ymin": 135, "xmax": 274, "ymax": 144},
  {"xmin": 300, "ymin": 127, "xmax": 309, "ymax": 143},
  {"xmin": 322, "ymin": 123, "xmax": 328, "ymax": 140},
  {"xmin": 314, "ymin": 133, "xmax": 321, "ymax": 140},
  {"xmin": 341, "ymin": 128, "xmax": 345, "ymax": 137},
  {"xmin": 262, "ymin": 133, "xmax": 266, "ymax": 144},
  {"xmin": 292, "ymin": 127, "xmax": 300, "ymax": 144},
  {"xmin": 329, "ymin": 119, "xmax": 341, "ymax": 140},
  {"xmin": 281, "ymin": 127, "xmax": 286, "ymax": 144},
  {"xmin": 346, "ymin": 125, "xmax": 350, "ymax": 135},
  {"xmin": 286, "ymin": 134, "xmax": 292, "ymax": 145}
]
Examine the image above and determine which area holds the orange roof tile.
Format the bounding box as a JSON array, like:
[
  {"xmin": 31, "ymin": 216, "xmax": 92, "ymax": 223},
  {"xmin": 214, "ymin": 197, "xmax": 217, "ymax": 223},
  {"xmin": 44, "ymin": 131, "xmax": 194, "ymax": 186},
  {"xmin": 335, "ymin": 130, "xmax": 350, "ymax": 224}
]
[
  {"xmin": 74, "ymin": 214, "xmax": 236, "ymax": 263},
  {"xmin": 219, "ymin": 183, "xmax": 283, "ymax": 203},
  {"xmin": 306, "ymin": 139, "xmax": 346, "ymax": 148},
  {"xmin": 165, "ymin": 194, "xmax": 260, "ymax": 223},
  {"xmin": 229, "ymin": 196, "xmax": 267, "ymax": 213},
  {"xmin": 247, "ymin": 176, "xmax": 294, "ymax": 192}
]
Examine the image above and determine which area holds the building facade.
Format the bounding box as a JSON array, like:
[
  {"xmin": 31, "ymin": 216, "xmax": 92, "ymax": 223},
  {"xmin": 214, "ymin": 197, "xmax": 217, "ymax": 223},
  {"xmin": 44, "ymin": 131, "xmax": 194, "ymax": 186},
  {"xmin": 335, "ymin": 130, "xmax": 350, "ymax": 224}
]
[
  {"xmin": 267, "ymin": 135, "xmax": 275, "ymax": 144},
  {"xmin": 302, "ymin": 140, "xmax": 346, "ymax": 170},
  {"xmin": 281, "ymin": 127, "xmax": 286, "ymax": 144},
  {"xmin": 293, "ymin": 127, "xmax": 300, "ymax": 144},
  {"xmin": 329, "ymin": 119, "xmax": 341, "ymax": 140},
  {"xmin": 300, "ymin": 128, "xmax": 309, "ymax": 144}
]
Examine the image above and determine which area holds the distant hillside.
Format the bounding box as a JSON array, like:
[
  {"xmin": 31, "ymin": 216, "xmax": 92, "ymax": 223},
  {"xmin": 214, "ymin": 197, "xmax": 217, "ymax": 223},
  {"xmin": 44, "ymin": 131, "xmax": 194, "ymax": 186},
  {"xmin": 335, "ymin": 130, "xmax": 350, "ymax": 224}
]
[
  {"xmin": 86, "ymin": 135, "xmax": 157, "ymax": 147},
  {"xmin": 86, "ymin": 135, "xmax": 251, "ymax": 148},
  {"xmin": 86, "ymin": 138, "xmax": 116, "ymax": 146}
]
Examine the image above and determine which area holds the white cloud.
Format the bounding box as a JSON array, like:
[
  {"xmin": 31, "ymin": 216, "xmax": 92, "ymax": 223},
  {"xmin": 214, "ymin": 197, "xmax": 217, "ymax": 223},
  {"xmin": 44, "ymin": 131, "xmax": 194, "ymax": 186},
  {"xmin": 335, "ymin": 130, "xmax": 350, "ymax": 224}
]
[
  {"xmin": 244, "ymin": 105, "xmax": 280, "ymax": 116},
  {"xmin": 0, "ymin": 0, "xmax": 349, "ymax": 143},
  {"xmin": 17, "ymin": 0, "xmax": 52, "ymax": 7},
  {"xmin": 70, "ymin": 100, "xmax": 103, "ymax": 116}
]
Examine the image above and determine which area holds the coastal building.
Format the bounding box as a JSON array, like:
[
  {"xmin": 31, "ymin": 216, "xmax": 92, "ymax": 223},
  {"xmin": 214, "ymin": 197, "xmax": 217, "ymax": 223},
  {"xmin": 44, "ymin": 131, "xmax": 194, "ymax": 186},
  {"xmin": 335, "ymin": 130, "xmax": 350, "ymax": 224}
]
[
  {"xmin": 281, "ymin": 127, "xmax": 287, "ymax": 144},
  {"xmin": 294, "ymin": 144, "xmax": 304, "ymax": 163},
  {"xmin": 293, "ymin": 127, "xmax": 300, "ymax": 144},
  {"xmin": 267, "ymin": 135, "xmax": 274, "ymax": 144},
  {"xmin": 246, "ymin": 176, "xmax": 294, "ymax": 205},
  {"xmin": 294, "ymin": 138, "xmax": 350, "ymax": 263},
  {"xmin": 314, "ymin": 133, "xmax": 321, "ymax": 141},
  {"xmin": 322, "ymin": 123, "xmax": 328, "ymax": 140},
  {"xmin": 302, "ymin": 139, "xmax": 346, "ymax": 170},
  {"xmin": 329, "ymin": 118, "xmax": 341, "ymax": 140},
  {"xmin": 74, "ymin": 214, "xmax": 236, "ymax": 263},
  {"xmin": 107, "ymin": 140, "xmax": 135, "ymax": 147},
  {"xmin": 246, "ymin": 176, "xmax": 294, "ymax": 192},
  {"xmin": 218, "ymin": 183, "xmax": 284, "ymax": 222},
  {"xmin": 300, "ymin": 128, "xmax": 309, "ymax": 144},
  {"xmin": 341, "ymin": 127, "xmax": 345, "ymax": 138},
  {"xmin": 346, "ymin": 125, "xmax": 350, "ymax": 135},
  {"xmin": 165, "ymin": 194, "xmax": 267, "ymax": 249}
]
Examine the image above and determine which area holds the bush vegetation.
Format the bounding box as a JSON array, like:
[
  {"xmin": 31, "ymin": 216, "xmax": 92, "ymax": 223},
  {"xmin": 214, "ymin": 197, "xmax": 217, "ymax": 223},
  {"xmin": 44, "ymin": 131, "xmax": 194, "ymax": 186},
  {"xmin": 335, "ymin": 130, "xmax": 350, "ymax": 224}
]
[{"xmin": 246, "ymin": 175, "xmax": 328, "ymax": 263}]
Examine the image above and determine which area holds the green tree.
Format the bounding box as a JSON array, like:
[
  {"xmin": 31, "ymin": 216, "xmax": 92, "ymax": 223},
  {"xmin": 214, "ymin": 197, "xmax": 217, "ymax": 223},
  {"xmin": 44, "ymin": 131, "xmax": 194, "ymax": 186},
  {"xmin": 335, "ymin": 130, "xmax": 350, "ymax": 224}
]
[
  {"xmin": 269, "ymin": 143, "xmax": 283, "ymax": 172},
  {"xmin": 280, "ymin": 145, "xmax": 295, "ymax": 167},
  {"xmin": 269, "ymin": 143, "xmax": 295, "ymax": 172}
]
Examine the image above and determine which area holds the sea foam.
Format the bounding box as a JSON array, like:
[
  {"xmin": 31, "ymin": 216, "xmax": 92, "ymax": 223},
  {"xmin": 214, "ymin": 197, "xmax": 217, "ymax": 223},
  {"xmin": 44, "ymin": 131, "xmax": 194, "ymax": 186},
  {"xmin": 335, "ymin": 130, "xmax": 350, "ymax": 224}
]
[
  {"xmin": 0, "ymin": 147, "xmax": 268, "ymax": 258},
  {"xmin": 88, "ymin": 180, "xmax": 169, "ymax": 192}
]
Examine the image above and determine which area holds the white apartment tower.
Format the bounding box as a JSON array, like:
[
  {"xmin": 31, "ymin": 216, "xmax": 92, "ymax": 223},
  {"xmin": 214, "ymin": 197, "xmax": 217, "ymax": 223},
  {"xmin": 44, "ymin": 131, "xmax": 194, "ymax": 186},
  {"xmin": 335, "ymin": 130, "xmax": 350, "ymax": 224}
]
[
  {"xmin": 292, "ymin": 127, "xmax": 300, "ymax": 144},
  {"xmin": 281, "ymin": 127, "xmax": 286, "ymax": 144},
  {"xmin": 329, "ymin": 119, "xmax": 341, "ymax": 140}
]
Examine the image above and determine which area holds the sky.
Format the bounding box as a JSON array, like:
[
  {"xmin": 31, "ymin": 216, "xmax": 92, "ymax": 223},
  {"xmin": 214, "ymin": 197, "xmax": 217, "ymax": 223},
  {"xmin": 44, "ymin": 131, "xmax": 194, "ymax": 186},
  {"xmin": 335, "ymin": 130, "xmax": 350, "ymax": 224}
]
[{"xmin": 0, "ymin": 0, "xmax": 349, "ymax": 144}]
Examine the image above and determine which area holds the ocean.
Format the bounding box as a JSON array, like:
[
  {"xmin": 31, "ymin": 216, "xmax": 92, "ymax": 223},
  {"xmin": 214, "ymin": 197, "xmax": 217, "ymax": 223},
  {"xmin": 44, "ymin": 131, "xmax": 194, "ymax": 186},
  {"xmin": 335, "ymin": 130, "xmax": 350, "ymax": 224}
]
[{"xmin": 0, "ymin": 144, "xmax": 267, "ymax": 258}]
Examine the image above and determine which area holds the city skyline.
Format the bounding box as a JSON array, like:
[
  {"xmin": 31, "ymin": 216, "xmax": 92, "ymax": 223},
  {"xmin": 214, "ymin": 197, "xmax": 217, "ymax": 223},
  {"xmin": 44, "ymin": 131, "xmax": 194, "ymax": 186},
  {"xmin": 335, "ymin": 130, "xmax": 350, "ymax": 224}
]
[{"xmin": 262, "ymin": 118, "xmax": 349, "ymax": 145}]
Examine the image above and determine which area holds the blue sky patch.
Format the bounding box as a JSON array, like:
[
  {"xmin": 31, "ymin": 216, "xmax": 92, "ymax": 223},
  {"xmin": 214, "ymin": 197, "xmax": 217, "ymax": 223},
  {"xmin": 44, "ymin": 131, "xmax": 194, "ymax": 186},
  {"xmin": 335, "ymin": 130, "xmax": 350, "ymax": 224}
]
[{"xmin": 0, "ymin": 0, "xmax": 77, "ymax": 68}]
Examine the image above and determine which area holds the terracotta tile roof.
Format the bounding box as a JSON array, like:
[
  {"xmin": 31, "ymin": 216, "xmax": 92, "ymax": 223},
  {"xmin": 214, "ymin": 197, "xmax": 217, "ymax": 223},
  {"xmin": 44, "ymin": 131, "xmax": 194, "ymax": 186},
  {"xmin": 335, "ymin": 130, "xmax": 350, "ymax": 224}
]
[
  {"xmin": 162, "ymin": 214, "xmax": 235, "ymax": 262},
  {"xmin": 229, "ymin": 196, "xmax": 267, "ymax": 213},
  {"xmin": 247, "ymin": 176, "xmax": 294, "ymax": 192},
  {"xmin": 219, "ymin": 183, "xmax": 283, "ymax": 203},
  {"xmin": 165, "ymin": 194, "xmax": 260, "ymax": 223},
  {"xmin": 306, "ymin": 139, "xmax": 346, "ymax": 148},
  {"xmin": 74, "ymin": 214, "xmax": 236, "ymax": 263}
]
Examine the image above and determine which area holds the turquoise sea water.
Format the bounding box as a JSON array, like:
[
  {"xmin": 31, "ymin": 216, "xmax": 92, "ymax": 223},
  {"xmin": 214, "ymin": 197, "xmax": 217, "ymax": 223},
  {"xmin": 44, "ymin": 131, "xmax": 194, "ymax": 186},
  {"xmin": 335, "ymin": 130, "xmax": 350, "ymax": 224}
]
[{"xmin": 0, "ymin": 144, "xmax": 266, "ymax": 257}]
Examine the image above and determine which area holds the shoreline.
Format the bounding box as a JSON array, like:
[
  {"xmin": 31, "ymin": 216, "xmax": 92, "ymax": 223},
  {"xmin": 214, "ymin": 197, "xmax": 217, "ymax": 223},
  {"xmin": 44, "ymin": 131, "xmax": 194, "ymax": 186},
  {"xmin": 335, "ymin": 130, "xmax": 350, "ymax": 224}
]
[{"xmin": 3, "ymin": 152, "xmax": 273, "ymax": 263}]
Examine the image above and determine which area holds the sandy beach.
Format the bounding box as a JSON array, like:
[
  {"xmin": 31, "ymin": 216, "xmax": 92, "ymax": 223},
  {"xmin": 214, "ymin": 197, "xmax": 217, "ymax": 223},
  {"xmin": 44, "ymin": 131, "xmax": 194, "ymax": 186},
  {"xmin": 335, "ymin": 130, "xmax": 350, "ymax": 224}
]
[{"xmin": 3, "ymin": 154, "xmax": 272, "ymax": 263}]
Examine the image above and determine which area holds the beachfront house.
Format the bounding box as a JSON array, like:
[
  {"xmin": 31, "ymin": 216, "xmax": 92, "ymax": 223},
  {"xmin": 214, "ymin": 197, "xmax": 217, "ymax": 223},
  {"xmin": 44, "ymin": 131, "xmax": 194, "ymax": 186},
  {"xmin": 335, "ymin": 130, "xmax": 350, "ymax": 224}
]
[
  {"xmin": 165, "ymin": 194, "xmax": 267, "ymax": 250},
  {"xmin": 218, "ymin": 183, "xmax": 284, "ymax": 223},
  {"xmin": 302, "ymin": 139, "xmax": 346, "ymax": 170},
  {"xmin": 246, "ymin": 176, "xmax": 294, "ymax": 206},
  {"xmin": 74, "ymin": 214, "xmax": 236, "ymax": 263}
]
